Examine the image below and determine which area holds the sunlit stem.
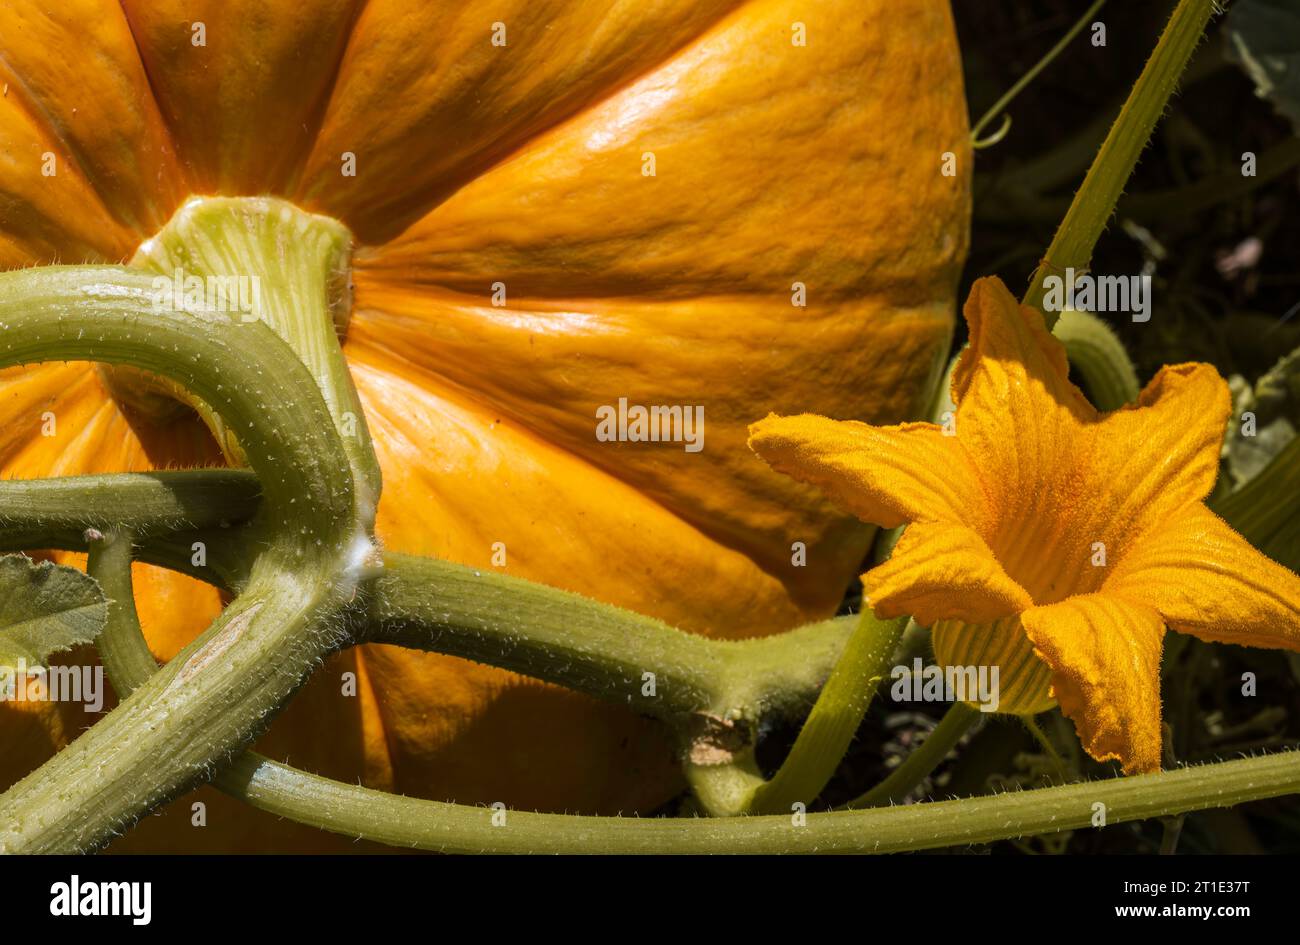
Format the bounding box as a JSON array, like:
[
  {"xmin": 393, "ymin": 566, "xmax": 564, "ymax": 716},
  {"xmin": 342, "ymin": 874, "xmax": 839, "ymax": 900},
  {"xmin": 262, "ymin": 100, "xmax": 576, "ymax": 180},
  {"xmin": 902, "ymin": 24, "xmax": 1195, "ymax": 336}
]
[
  {"xmin": 0, "ymin": 266, "xmax": 375, "ymax": 853},
  {"xmin": 746, "ymin": 610, "xmax": 905, "ymax": 814},
  {"xmin": 1023, "ymin": 0, "xmax": 1218, "ymax": 327}
]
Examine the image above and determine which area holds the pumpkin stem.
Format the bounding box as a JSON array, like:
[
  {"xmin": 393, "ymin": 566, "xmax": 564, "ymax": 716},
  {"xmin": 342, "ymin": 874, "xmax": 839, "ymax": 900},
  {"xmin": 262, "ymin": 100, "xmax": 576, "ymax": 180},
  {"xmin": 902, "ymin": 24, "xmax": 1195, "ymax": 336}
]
[{"xmin": 99, "ymin": 195, "xmax": 381, "ymax": 511}]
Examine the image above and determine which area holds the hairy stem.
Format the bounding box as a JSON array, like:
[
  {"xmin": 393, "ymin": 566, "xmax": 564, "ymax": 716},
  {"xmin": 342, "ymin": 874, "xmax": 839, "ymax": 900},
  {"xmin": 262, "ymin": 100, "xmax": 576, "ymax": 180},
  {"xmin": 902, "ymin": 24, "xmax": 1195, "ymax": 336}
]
[
  {"xmin": 192, "ymin": 746, "xmax": 1300, "ymax": 853},
  {"xmin": 748, "ymin": 610, "xmax": 904, "ymax": 814},
  {"xmin": 0, "ymin": 469, "xmax": 259, "ymax": 535},
  {"xmin": 0, "ymin": 470, "xmax": 258, "ymax": 587},
  {"xmin": 1024, "ymin": 0, "xmax": 1217, "ymax": 326},
  {"xmin": 86, "ymin": 531, "xmax": 162, "ymax": 691},
  {"xmin": 78, "ymin": 533, "xmax": 1300, "ymax": 854},
  {"xmin": 0, "ymin": 265, "xmax": 374, "ymax": 853},
  {"xmin": 367, "ymin": 552, "xmax": 857, "ymax": 726}
]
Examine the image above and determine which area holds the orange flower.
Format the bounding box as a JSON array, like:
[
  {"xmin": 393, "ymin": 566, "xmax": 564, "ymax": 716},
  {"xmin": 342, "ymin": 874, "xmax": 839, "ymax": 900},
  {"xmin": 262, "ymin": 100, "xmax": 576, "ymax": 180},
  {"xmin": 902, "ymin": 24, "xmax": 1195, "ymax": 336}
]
[{"xmin": 750, "ymin": 276, "xmax": 1300, "ymax": 774}]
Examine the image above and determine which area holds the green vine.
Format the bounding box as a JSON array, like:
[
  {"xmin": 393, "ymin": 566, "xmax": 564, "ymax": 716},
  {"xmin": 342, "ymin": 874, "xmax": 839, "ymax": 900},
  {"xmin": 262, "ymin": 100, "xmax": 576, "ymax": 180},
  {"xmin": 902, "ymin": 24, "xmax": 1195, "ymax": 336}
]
[
  {"xmin": 747, "ymin": 611, "xmax": 905, "ymax": 815},
  {"xmin": 70, "ymin": 525, "xmax": 1300, "ymax": 853}
]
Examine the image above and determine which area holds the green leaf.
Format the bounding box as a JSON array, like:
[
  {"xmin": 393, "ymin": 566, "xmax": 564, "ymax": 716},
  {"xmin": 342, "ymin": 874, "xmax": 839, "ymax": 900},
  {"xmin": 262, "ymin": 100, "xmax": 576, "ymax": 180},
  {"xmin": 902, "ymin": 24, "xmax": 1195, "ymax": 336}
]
[
  {"xmin": 1226, "ymin": 0, "xmax": 1300, "ymax": 133},
  {"xmin": 1255, "ymin": 345, "xmax": 1300, "ymax": 425},
  {"xmin": 0, "ymin": 555, "xmax": 107, "ymax": 679},
  {"xmin": 1221, "ymin": 373, "xmax": 1297, "ymax": 492}
]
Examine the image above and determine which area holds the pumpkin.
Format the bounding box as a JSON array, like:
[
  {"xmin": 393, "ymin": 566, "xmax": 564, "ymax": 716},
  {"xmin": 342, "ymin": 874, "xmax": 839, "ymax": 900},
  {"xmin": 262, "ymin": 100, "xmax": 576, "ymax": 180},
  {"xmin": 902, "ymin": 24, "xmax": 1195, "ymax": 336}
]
[{"xmin": 0, "ymin": 0, "xmax": 970, "ymax": 851}]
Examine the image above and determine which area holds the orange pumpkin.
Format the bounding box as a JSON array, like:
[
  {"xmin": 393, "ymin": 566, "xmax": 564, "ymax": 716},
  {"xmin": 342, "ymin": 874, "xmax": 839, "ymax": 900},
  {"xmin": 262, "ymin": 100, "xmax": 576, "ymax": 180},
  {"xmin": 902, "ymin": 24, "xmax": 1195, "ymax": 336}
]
[{"xmin": 0, "ymin": 0, "xmax": 970, "ymax": 850}]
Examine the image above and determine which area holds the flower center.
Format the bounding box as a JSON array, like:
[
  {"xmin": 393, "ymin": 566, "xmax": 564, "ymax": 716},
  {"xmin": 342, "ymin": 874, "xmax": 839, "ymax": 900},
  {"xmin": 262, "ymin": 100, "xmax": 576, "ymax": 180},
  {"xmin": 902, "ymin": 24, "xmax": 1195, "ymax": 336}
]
[{"xmin": 983, "ymin": 462, "xmax": 1114, "ymax": 606}]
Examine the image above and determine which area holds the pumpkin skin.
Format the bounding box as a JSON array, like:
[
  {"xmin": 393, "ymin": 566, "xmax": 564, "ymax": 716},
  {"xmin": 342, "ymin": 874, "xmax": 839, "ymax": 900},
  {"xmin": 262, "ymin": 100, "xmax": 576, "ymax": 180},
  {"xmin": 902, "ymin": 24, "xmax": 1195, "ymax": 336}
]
[{"xmin": 0, "ymin": 0, "xmax": 970, "ymax": 850}]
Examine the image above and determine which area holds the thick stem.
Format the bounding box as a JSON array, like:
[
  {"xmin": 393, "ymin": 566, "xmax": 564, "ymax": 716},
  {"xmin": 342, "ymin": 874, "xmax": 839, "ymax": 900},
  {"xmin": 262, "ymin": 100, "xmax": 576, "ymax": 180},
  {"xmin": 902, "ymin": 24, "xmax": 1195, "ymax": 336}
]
[
  {"xmin": 369, "ymin": 554, "xmax": 716, "ymax": 720},
  {"xmin": 333, "ymin": 545, "xmax": 867, "ymax": 820},
  {"xmin": 0, "ymin": 470, "xmax": 258, "ymax": 588},
  {"xmin": 0, "ymin": 265, "xmax": 374, "ymax": 853},
  {"xmin": 192, "ymin": 745, "xmax": 1300, "ymax": 853},
  {"xmin": 86, "ymin": 529, "xmax": 334, "ymax": 835},
  {"xmin": 367, "ymin": 552, "xmax": 858, "ymax": 726},
  {"xmin": 0, "ymin": 470, "xmax": 259, "ymax": 536}
]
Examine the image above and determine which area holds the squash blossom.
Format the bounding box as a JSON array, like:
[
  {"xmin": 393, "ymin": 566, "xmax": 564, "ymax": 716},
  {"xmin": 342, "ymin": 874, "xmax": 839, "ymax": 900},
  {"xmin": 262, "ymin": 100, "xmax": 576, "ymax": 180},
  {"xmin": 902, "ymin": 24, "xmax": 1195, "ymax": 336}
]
[
  {"xmin": 750, "ymin": 277, "xmax": 1300, "ymax": 775},
  {"xmin": 0, "ymin": 0, "xmax": 971, "ymax": 847}
]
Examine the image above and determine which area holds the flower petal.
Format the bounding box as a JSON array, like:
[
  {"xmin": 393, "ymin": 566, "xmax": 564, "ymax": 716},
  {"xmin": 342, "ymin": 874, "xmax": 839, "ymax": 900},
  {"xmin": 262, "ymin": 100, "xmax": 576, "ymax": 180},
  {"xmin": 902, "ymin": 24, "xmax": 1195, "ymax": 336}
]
[
  {"xmin": 1020, "ymin": 593, "xmax": 1166, "ymax": 774},
  {"xmin": 1082, "ymin": 364, "xmax": 1230, "ymax": 543},
  {"xmin": 950, "ymin": 280, "xmax": 1097, "ymax": 579},
  {"xmin": 748, "ymin": 414, "xmax": 984, "ymax": 530},
  {"xmin": 952, "ymin": 276, "xmax": 1095, "ymax": 429},
  {"xmin": 1108, "ymin": 504, "xmax": 1300, "ymax": 651},
  {"xmin": 865, "ymin": 521, "xmax": 1031, "ymax": 625},
  {"xmin": 932, "ymin": 615, "xmax": 1055, "ymax": 714}
]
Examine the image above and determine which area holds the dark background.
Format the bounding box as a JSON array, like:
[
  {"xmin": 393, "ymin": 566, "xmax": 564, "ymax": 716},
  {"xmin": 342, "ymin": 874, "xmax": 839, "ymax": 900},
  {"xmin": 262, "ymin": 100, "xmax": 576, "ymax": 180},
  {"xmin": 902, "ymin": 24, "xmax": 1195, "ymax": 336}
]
[{"xmin": 957, "ymin": 0, "xmax": 1300, "ymax": 379}]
